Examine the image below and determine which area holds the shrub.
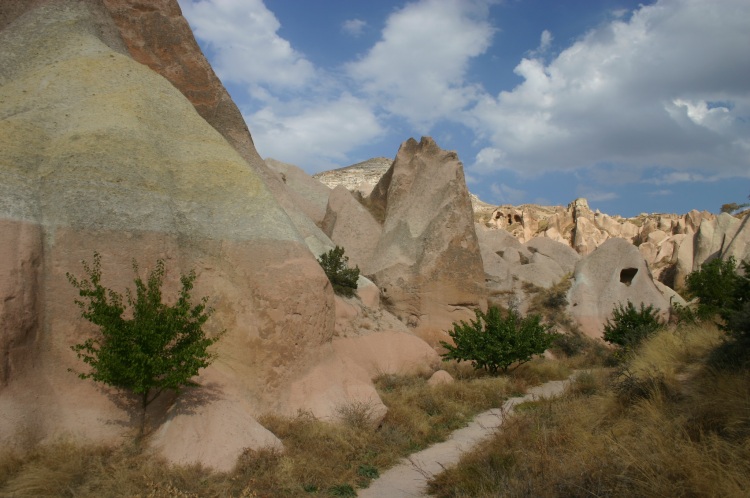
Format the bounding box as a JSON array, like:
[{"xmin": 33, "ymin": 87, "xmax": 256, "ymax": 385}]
[
  {"xmin": 603, "ymin": 301, "xmax": 662, "ymax": 349},
  {"xmin": 685, "ymin": 257, "xmax": 743, "ymax": 319},
  {"xmin": 318, "ymin": 246, "xmax": 360, "ymax": 298},
  {"xmin": 67, "ymin": 253, "xmax": 222, "ymax": 436},
  {"xmin": 685, "ymin": 257, "xmax": 750, "ymax": 367},
  {"xmin": 440, "ymin": 306, "xmax": 559, "ymax": 374}
]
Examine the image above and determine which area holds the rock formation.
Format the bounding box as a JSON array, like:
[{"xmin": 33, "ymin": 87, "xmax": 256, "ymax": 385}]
[
  {"xmin": 568, "ymin": 238, "xmax": 670, "ymax": 338},
  {"xmin": 266, "ymin": 158, "xmax": 332, "ymax": 229},
  {"xmin": 476, "ymin": 224, "xmax": 580, "ymax": 312},
  {"xmin": 313, "ymin": 157, "xmax": 392, "ymax": 198},
  {"xmin": 364, "ymin": 137, "xmax": 487, "ymax": 345},
  {"xmin": 0, "ymin": 1, "xmax": 342, "ymax": 470},
  {"xmin": 321, "ymin": 185, "xmax": 383, "ymax": 270},
  {"xmin": 0, "ymin": 0, "xmax": 445, "ymax": 472}
]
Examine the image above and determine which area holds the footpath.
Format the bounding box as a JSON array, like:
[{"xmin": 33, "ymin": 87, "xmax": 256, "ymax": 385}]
[{"xmin": 358, "ymin": 376, "xmax": 574, "ymax": 498}]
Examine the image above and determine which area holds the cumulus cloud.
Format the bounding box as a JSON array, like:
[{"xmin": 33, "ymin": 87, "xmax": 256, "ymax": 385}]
[
  {"xmin": 245, "ymin": 95, "xmax": 384, "ymax": 171},
  {"xmin": 179, "ymin": 0, "xmax": 314, "ymax": 97},
  {"xmin": 342, "ymin": 19, "xmax": 367, "ymax": 37},
  {"xmin": 346, "ymin": 0, "xmax": 495, "ymax": 127},
  {"xmin": 179, "ymin": 0, "xmax": 383, "ymax": 169},
  {"xmin": 468, "ymin": 0, "xmax": 750, "ymax": 178}
]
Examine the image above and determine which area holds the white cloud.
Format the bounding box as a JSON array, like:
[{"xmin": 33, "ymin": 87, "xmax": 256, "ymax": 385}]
[
  {"xmin": 529, "ymin": 29, "xmax": 553, "ymax": 57},
  {"xmin": 469, "ymin": 0, "xmax": 750, "ymax": 178},
  {"xmin": 346, "ymin": 0, "xmax": 495, "ymax": 127},
  {"xmin": 490, "ymin": 183, "xmax": 526, "ymax": 204},
  {"xmin": 577, "ymin": 189, "xmax": 618, "ymax": 202},
  {"xmin": 342, "ymin": 19, "xmax": 367, "ymax": 37},
  {"xmin": 472, "ymin": 147, "xmax": 508, "ymax": 172},
  {"xmin": 245, "ymin": 95, "xmax": 384, "ymax": 171},
  {"xmin": 649, "ymin": 189, "xmax": 673, "ymax": 197},
  {"xmin": 646, "ymin": 171, "xmax": 716, "ymax": 185},
  {"xmin": 179, "ymin": 0, "xmax": 314, "ymax": 96},
  {"xmin": 180, "ymin": 0, "xmax": 382, "ymax": 169}
]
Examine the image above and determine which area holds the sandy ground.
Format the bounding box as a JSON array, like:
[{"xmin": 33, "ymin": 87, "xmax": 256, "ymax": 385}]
[{"xmin": 358, "ymin": 377, "xmax": 574, "ymax": 497}]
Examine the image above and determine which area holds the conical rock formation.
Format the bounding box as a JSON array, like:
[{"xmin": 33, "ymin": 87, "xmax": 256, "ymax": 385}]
[{"xmin": 365, "ymin": 137, "xmax": 487, "ymax": 345}]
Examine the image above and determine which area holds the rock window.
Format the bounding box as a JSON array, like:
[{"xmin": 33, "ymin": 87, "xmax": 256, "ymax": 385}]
[{"xmin": 620, "ymin": 268, "xmax": 638, "ymax": 286}]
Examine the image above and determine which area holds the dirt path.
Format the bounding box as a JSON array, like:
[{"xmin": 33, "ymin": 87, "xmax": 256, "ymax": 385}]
[{"xmin": 358, "ymin": 377, "xmax": 574, "ymax": 498}]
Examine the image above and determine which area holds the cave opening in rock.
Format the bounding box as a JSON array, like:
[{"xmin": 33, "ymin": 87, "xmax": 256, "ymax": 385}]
[{"xmin": 620, "ymin": 268, "xmax": 638, "ymax": 286}]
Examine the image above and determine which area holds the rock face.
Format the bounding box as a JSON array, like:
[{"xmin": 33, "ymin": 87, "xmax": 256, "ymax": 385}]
[
  {"xmin": 282, "ymin": 330, "xmax": 439, "ymax": 425},
  {"xmin": 365, "ymin": 137, "xmax": 487, "ymax": 344},
  {"xmin": 266, "ymin": 158, "xmax": 332, "ymax": 229},
  {"xmin": 568, "ymin": 238, "xmax": 670, "ymax": 338},
  {"xmin": 101, "ymin": 0, "xmax": 333, "ymax": 255},
  {"xmin": 0, "ymin": 1, "xmax": 335, "ymax": 470},
  {"xmin": 476, "ymin": 224, "xmax": 580, "ymax": 312},
  {"xmin": 321, "ymin": 185, "xmax": 383, "ymax": 270}
]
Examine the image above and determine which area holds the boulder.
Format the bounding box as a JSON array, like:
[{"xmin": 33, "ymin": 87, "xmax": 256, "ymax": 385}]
[
  {"xmin": 282, "ymin": 330, "xmax": 440, "ymax": 423},
  {"xmin": 365, "ymin": 138, "xmax": 487, "ymax": 345},
  {"xmin": 428, "ymin": 370, "xmax": 454, "ymax": 386},
  {"xmin": 321, "ymin": 185, "xmax": 383, "ymax": 270},
  {"xmin": 568, "ymin": 238, "xmax": 670, "ymax": 338},
  {"xmin": 524, "ymin": 237, "xmax": 580, "ymax": 274}
]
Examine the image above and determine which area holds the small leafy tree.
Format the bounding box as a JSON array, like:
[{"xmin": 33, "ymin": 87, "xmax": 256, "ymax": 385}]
[
  {"xmin": 440, "ymin": 306, "xmax": 559, "ymax": 374},
  {"xmin": 602, "ymin": 301, "xmax": 662, "ymax": 349},
  {"xmin": 686, "ymin": 257, "xmax": 750, "ymax": 367},
  {"xmin": 67, "ymin": 253, "xmax": 221, "ymax": 435},
  {"xmin": 318, "ymin": 246, "xmax": 360, "ymax": 298},
  {"xmin": 685, "ymin": 257, "xmax": 743, "ymax": 319}
]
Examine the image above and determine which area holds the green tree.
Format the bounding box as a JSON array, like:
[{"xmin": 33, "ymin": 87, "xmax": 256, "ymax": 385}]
[
  {"xmin": 685, "ymin": 257, "xmax": 750, "ymax": 367},
  {"xmin": 685, "ymin": 257, "xmax": 742, "ymax": 319},
  {"xmin": 602, "ymin": 301, "xmax": 663, "ymax": 349},
  {"xmin": 318, "ymin": 246, "xmax": 360, "ymax": 298},
  {"xmin": 440, "ymin": 306, "xmax": 558, "ymax": 374},
  {"xmin": 67, "ymin": 253, "xmax": 222, "ymax": 435}
]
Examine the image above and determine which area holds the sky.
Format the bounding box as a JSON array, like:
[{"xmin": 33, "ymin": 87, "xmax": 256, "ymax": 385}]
[{"xmin": 177, "ymin": 0, "xmax": 750, "ymax": 217}]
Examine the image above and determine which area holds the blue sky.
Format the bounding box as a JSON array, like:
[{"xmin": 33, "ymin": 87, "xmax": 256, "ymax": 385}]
[{"xmin": 177, "ymin": 0, "xmax": 750, "ymax": 217}]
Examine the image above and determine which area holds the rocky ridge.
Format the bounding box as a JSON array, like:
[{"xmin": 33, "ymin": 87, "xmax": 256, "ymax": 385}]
[
  {"xmin": 316, "ymin": 161, "xmax": 749, "ymax": 290},
  {"xmin": 313, "ymin": 157, "xmax": 392, "ymax": 197}
]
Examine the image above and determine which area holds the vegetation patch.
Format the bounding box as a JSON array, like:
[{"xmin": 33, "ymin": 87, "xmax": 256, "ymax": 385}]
[
  {"xmin": 318, "ymin": 246, "xmax": 360, "ymax": 298},
  {"xmin": 440, "ymin": 305, "xmax": 559, "ymax": 374},
  {"xmin": 2, "ymin": 365, "xmax": 557, "ymax": 496},
  {"xmin": 428, "ymin": 323, "xmax": 750, "ymax": 497}
]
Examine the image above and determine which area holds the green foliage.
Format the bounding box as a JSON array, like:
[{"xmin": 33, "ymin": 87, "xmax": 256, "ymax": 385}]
[
  {"xmin": 685, "ymin": 257, "xmax": 743, "ymax": 319},
  {"xmin": 67, "ymin": 253, "xmax": 221, "ymax": 414},
  {"xmin": 603, "ymin": 301, "xmax": 662, "ymax": 349},
  {"xmin": 688, "ymin": 258, "xmax": 750, "ymax": 368},
  {"xmin": 318, "ymin": 246, "xmax": 360, "ymax": 298},
  {"xmin": 328, "ymin": 483, "xmax": 356, "ymax": 497},
  {"xmin": 440, "ymin": 306, "xmax": 559, "ymax": 374}
]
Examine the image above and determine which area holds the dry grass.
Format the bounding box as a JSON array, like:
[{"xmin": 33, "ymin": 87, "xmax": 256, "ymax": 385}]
[
  {"xmin": 428, "ymin": 323, "xmax": 750, "ymax": 497},
  {"xmin": 1, "ymin": 363, "xmax": 561, "ymax": 497}
]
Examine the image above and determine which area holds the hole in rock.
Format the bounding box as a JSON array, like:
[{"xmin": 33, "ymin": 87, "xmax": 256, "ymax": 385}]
[{"xmin": 620, "ymin": 268, "xmax": 638, "ymax": 286}]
